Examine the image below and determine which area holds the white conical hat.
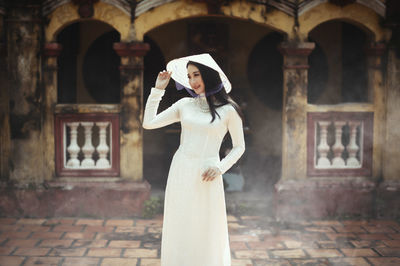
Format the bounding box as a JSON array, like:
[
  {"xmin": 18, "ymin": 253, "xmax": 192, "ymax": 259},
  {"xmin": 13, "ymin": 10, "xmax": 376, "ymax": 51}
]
[{"xmin": 166, "ymin": 53, "xmax": 232, "ymax": 93}]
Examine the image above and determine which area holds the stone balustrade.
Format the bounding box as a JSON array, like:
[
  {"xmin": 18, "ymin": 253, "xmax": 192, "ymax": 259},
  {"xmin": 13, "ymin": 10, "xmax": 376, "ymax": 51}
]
[
  {"xmin": 307, "ymin": 112, "xmax": 373, "ymax": 177},
  {"xmin": 55, "ymin": 113, "xmax": 120, "ymax": 177}
]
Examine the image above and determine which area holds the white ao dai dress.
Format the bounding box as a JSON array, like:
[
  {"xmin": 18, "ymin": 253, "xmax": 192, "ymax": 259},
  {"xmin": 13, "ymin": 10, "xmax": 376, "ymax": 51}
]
[{"xmin": 143, "ymin": 88, "xmax": 245, "ymax": 266}]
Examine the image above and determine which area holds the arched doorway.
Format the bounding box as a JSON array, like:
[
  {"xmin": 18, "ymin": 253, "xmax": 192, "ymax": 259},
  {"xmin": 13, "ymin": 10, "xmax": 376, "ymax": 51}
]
[{"xmin": 57, "ymin": 20, "xmax": 121, "ymax": 104}]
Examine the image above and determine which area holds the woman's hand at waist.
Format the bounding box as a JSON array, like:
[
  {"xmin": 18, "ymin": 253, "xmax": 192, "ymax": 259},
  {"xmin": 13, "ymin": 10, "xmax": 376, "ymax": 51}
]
[
  {"xmin": 201, "ymin": 166, "xmax": 222, "ymax": 182},
  {"xmin": 155, "ymin": 70, "xmax": 172, "ymax": 90}
]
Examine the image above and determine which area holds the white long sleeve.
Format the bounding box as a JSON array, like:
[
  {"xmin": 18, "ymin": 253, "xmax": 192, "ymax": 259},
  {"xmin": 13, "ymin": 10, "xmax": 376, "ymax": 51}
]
[
  {"xmin": 142, "ymin": 88, "xmax": 181, "ymax": 129},
  {"xmin": 218, "ymin": 107, "xmax": 245, "ymax": 174}
]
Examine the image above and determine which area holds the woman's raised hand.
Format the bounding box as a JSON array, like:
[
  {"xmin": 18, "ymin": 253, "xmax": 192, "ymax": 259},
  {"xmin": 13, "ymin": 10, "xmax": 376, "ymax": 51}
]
[{"xmin": 155, "ymin": 70, "xmax": 172, "ymax": 90}]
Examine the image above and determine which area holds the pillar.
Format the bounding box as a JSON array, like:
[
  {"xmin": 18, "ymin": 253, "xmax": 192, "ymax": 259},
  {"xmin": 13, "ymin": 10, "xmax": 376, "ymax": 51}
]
[
  {"xmin": 42, "ymin": 43, "xmax": 63, "ymax": 181},
  {"xmin": 0, "ymin": 9, "xmax": 10, "ymax": 181},
  {"xmin": 6, "ymin": 3, "xmax": 44, "ymax": 184},
  {"xmin": 113, "ymin": 42, "xmax": 150, "ymax": 181},
  {"xmin": 279, "ymin": 42, "xmax": 315, "ymax": 181},
  {"xmin": 365, "ymin": 43, "xmax": 386, "ymax": 180}
]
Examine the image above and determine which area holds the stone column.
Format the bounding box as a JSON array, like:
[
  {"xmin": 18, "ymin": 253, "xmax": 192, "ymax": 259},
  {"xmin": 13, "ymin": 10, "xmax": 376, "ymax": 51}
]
[
  {"xmin": 42, "ymin": 43, "xmax": 62, "ymax": 181},
  {"xmin": 113, "ymin": 42, "xmax": 150, "ymax": 181},
  {"xmin": 278, "ymin": 42, "xmax": 315, "ymax": 181},
  {"xmin": 0, "ymin": 9, "xmax": 10, "ymax": 181},
  {"xmin": 365, "ymin": 43, "xmax": 386, "ymax": 179},
  {"xmin": 6, "ymin": 3, "xmax": 44, "ymax": 184}
]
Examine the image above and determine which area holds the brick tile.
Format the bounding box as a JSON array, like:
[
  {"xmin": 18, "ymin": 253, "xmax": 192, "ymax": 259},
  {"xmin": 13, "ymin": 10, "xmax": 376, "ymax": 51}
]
[
  {"xmin": 391, "ymin": 234, "xmax": 400, "ymax": 239},
  {"xmin": 350, "ymin": 240, "xmax": 386, "ymax": 248},
  {"xmin": 270, "ymin": 249, "xmax": 306, "ymax": 259},
  {"xmin": 227, "ymin": 215, "xmax": 238, "ymax": 222},
  {"xmin": 235, "ymin": 249, "xmax": 269, "ymax": 259},
  {"xmin": 109, "ymin": 240, "xmax": 140, "ymax": 248},
  {"xmin": 49, "ymin": 247, "xmax": 86, "ymax": 257},
  {"xmin": 228, "ymin": 223, "xmax": 247, "ymax": 232},
  {"xmin": 318, "ymin": 240, "xmax": 353, "ymax": 248},
  {"xmin": 24, "ymin": 257, "xmax": 61, "ymax": 266},
  {"xmin": 63, "ymin": 232, "xmax": 95, "ymax": 240},
  {"xmin": 328, "ymin": 257, "xmax": 370, "ymax": 266},
  {"xmin": 247, "ymin": 240, "xmax": 284, "ymax": 249},
  {"xmin": 368, "ymin": 220, "xmax": 400, "ymax": 227},
  {"xmin": 87, "ymin": 248, "xmax": 122, "ymax": 257},
  {"xmin": 148, "ymin": 227, "xmax": 162, "ymax": 234},
  {"xmin": 357, "ymin": 233, "xmax": 390, "ymax": 240},
  {"xmin": 0, "ymin": 247, "xmax": 15, "ymax": 255},
  {"xmin": 312, "ymin": 220, "xmax": 343, "ymax": 226},
  {"xmin": 367, "ymin": 257, "xmax": 400, "ymax": 266},
  {"xmin": 44, "ymin": 218, "xmax": 76, "ymax": 225},
  {"xmin": 230, "ymin": 235, "xmax": 259, "ymax": 242},
  {"xmin": 102, "ymin": 258, "xmax": 138, "ymax": 266},
  {"xmin": 296, "ymin": 233, "xmax": 328, "ymax": 241},
  {"xmin": 253, "ymin": 259, "xmax": 291, "ymax": 265},
  {"xmin": 284, "ymin": 240, "xmax": 318, "ymax": 249},
  {"xmin": 123, "ymin": 248, "xmax": 157, "ymax": 258},
  {"xmin": 0, "ymin": 225, "xmax": 20, "ymax": 231},
  {"xmin": 53, "ymin": 225, "xmax": 84, "ymax": 232},
  {"xmin": 135, "ymin": 219, "xmax": 162, "ymax": 227},
  {"xmin": 39, "ymin": 239, "xmax": 73, "ymax": 248},
  {"xmin": 363, "ymin": 225, "xmax": 396, "ymax": 234},
  {"xmin": 261, "ymin": 235, "xmax": 295, "ymax": 242},
  {"xmin": 383, "ymin": 240, "xmax": 400, "ymax": 247},
  {"xmin": 76, "ymin": 219, "xmax": 104, "ymax": 226},
  {"xmin": 305, "ymin": 226, "xmax": 335, "ymax": 233},
  {"xmin": 5, "ymin": 239, "xmax": 39, "ymax": 247},
  {"xmin": 334, "ymin": 226, "xmax": 367, "ymax": 233},
  {"xmin": 374, "ymin": 247, "xmax": 400, "ymax": 257},
  {"xmin": 0, "ymin": 256, "xmax": 25, "ymax": 265},
  {"xmin": 290, "ymin": 259, "xmax": 330, "ymax": 265},
  {"xmin": 341, "ymin": 220, "xmax": 369, "ymax": 226},
  {"xmin": 13, "ymin": 247, "xmax": 50, "ymax": 256},
  {"xmin": 105, "ymin": 220, "xmax": 134, "ymax": 227},
  {"xmin": 305, "ymin": 248, "xmax": 343, "ymax": 258},
  {"xmin": 340, "ymin": 248, "xmax": 379, "ymax": 257},
  {"xmin": 0, "ymin": 218, "xmax": 17, "ymax": 225},
  {"xmin": 72, "ymin": 240, "xmax": 108, "ymax": 248},
  {"xmin": 229, "ymin": 241, "xmax": 248, "ymax": 250},
  {"xmin": 0, "ymin": 231, "xmax": 30, "ymax": 239},
  {"xmin": 16, "ymin": 219, "xmax": 46, "ymax": 225},
  {"xmin": 139, "ymin": 258, "xmax": 161, "ymax": 266},
  {"xmin": 19, "ymin": 225, "xmax": 50, "ymax": 232},
  {"xmin": 30, "ymin": 231, "xmax": 63, "ymax": 239},
  {"xmin": 62, "ymin": 257, "xmax": 100, "ymax": 265},
  {"xmin": 115, "ymin": 226, "xmax": 145, "ymax": 234},
  {"xmin": 231, "ymin": 259, "xmax": 253, "ymax": 266},
  {"xmin": 241, "ymin": 216, "xmax": 262, "ymax": 220},
  {"xmin": 85, "ymin": 226, "xmax": 114, "ymax": 233},
  {"xmin": 326, "ymin": 233, "xmax": 357, "ymax": 241}
]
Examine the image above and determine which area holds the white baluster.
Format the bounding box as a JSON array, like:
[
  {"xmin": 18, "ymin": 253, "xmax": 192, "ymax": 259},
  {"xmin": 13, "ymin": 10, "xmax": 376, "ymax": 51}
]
[
  {"xmin": 332, "ymin": 121, "xmax": 346, "ymax": 167},
  {"xmin": 66, "ymin": 122, "xmax": 80, "ymax": 168},
  {"xmin": 81, "ymin": 122, "xmax": 95, "ymax": 168},
  {"xmin": 96, "ymin": 122, "xmax": 111, "ymax": 168},
  {"xmin": 316, "ymin": 121, "xmax": 331, "ymax": 168},
  {"xmin": 346, "ymin": 121, "xmax": 361, "ymax": 167}
]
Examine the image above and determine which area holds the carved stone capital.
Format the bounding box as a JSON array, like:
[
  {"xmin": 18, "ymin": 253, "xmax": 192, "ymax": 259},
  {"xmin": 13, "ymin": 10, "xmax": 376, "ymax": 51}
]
[
  {"xmin": 365, "ymin": 42, "xmax": 386, "ymax": 57},
  {"xmin": 278, "ymin": 42, "xmax": 315, "ymax": 57},
  {"xmin": 43, "ymin": 43, "xmax": 63, "ymax": 57},
  {"xmin": 113, "ymin": 42, "xmax": 150, "ymax": 57}
]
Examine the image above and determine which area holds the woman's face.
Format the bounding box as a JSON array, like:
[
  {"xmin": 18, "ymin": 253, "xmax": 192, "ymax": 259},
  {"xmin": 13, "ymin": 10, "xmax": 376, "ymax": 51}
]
[{"xmin": 187, "ymin": 64, "xmax": 205, "ymax": 95}]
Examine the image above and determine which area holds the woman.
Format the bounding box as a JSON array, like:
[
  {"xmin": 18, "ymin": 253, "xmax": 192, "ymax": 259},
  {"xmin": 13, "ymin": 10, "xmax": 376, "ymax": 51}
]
[{"xmin": 143, "ymin": 54, "xmax": 245, "ymax": 266}]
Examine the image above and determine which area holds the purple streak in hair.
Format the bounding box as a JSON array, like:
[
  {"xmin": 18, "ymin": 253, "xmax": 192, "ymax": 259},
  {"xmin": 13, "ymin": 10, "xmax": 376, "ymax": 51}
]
[{"xmin": 175, "ymin": 81, "xmax": 224, "ymax": 98}]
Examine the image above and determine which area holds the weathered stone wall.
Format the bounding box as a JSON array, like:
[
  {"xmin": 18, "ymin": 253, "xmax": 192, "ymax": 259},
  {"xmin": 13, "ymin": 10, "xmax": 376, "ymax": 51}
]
[
  {"xmin": 384, "ymin": 49, "xmax": 400, "ymax": 180},
  {"xmin": 7, "ymin": 3, "xmax": 44, "ymax": 185}
]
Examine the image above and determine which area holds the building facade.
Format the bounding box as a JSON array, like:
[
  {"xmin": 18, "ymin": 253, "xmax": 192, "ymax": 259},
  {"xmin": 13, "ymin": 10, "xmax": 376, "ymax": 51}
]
[{"xmin": 0, "ymin": 0, "xmax": 399, "ymax": 220}]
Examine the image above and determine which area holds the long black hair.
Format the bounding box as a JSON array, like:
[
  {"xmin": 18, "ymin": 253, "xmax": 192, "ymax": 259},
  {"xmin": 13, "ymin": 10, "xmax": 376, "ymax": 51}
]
[{"xmin": 187, "ymin": 61, "xmax": 244, "ymax": 123}]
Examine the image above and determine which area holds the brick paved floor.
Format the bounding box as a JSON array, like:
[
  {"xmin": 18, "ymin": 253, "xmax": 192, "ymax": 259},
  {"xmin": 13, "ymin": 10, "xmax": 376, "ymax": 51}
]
[{"xmin": 0, "ymin": 216, "xmax": 400, "ymax": 265}]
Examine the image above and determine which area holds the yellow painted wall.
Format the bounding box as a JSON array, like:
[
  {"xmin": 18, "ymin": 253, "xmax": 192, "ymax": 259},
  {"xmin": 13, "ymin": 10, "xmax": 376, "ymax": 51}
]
[{"xmin": 45, "ymin": 2, "xmax": 130, "ymax": 42}]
